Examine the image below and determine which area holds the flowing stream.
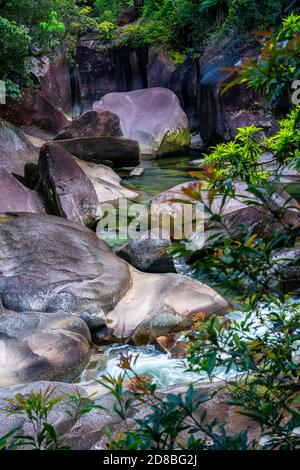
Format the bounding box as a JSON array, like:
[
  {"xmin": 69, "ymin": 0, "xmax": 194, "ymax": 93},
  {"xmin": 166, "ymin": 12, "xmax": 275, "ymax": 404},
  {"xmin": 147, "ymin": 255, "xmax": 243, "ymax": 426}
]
[{"xmin": 79, "ymin": 155, "xmax": 299, "ymax": 390}]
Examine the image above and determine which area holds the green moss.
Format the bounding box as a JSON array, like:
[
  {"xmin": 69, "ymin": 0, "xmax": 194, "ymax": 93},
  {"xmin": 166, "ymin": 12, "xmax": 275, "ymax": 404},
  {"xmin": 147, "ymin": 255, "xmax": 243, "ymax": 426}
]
[{"xmin": 158, "ymin": 127, "xmax": 191, "ymax": 157}]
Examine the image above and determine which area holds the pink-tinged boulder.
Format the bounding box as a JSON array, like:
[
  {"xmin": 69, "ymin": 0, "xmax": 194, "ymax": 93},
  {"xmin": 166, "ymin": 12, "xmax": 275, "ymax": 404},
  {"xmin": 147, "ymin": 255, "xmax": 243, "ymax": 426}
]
[
  {"xmin": 0, "ymin": 90, "xmax": 69, "ymax": 137},
  {"xmin": 0, "ymin": 118, "xmax": 38, "ymax": 176},
  {"xmin": 0, "ymin": 166, "xmax": 44, "ymax": 214},
  {"xmin": 55, "ymin": 111, "xmax": 122, "ymax": 140},
  {"xmin": 39, "ymin": 143, "xmax": 101, "ymax": 225},
  {"xmin": 93, "ymin": 87, "xmax": 190, "ymax": 157}
]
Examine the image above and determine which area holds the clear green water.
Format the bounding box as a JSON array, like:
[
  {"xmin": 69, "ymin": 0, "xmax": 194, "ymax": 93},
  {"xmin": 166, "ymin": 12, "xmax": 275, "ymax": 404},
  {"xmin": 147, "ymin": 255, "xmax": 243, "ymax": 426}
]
[{"xmin": 116, "ymin": 155, "xmax": 196, "ymax": 202}]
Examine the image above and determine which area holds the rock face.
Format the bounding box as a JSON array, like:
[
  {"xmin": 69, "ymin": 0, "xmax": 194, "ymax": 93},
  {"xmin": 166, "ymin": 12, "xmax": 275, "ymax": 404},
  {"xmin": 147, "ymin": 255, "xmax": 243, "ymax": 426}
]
[
  {"xmin": 0, "ymin": 381, "xmax": 121, "ymax": 450},
  {"xmin": 33, "ymin": 53, "xmax": 72, "ymax": 115},
  {"xmin": 74, "ymin": 158, "xmax": 139, "ymax": 204},
  {"xmin": 0, "ymin": 118, "xmax": 38, "ymax": 176},
  {"xmin": 76, "ymin": 41, "xmax": 148, "ymax": 113},
  {"xmin": 0, "ymin": 213, "xmax": 131, "ymax": 316},
  {"xmin": 0, "ymin": 166, "xmax": 44, "ymax": 214},
  {"xmin": 56, "ymin": 136, "xmax": 141, "ymax": 167},
  {"xmin": 106, "ymin": 266, "xmax": 229, "ymax": 345},
  {"xmin": 55, "ymin": 111, "xmax": 122, "ymax": 140},
  {"xmin": 0, "ymin": 311, "xmax": 91, "ymax": 388},
  {"xmin": 198, "ymin": 40, "xmax": 278, "ymax": 144},
  {"xmin": 116, "ymin": 230, "xmax": 176, "ymax": 273},
  {"xmin": 0, "ymin": 213, "xmax": 228, "ymax": 344},
  {"xmin": 147, "ymin": 49, "xmax": 200, "ymax": 131},
  {"xmin": 93, "ymin": 87, "xmax": 190, "ymax": 157},
  {"xmin": 0, "ymin": 90, "xmax": 69, "ymax": 138},
  {"xmin": 39, "ymin": 143, "xmax": 101, "ymax": 225}
]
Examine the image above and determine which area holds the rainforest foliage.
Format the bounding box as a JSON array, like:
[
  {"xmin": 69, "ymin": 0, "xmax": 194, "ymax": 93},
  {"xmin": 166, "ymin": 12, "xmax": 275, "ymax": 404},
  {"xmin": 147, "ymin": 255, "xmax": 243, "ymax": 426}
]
[{"xmin": 1, "ymin": 0, "xmax": 299, "ymax": 95}]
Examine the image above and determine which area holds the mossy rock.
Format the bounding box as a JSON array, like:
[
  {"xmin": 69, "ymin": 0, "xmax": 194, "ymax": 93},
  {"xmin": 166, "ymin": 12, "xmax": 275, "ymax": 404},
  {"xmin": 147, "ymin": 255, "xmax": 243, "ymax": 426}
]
[{"xmin": 158, "ymin": 127, "xmax": 191, "ymax": 157}]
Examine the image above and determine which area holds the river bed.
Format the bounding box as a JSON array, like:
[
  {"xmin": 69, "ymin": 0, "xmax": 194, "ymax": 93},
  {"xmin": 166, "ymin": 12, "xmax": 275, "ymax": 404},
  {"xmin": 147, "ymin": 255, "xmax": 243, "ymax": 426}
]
[{"xmin": 79, "ymin": 155, "xmax": 299, "ymax": 390}]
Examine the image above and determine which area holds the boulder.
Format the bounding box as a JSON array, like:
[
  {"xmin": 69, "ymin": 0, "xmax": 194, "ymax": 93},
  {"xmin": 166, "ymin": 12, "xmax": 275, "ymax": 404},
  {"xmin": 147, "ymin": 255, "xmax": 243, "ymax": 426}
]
[
  {"xmin": 74, "ymin": 157, "xmax": 139, "ymax": 204},
  {"xmin": 0, "ymin": 213, "xmax": 131, "ymax": 315},
  {"xmin": 0, "ymin": 381, "xmax": 122, "ymax": 450},
  {"xmin": 55, "ymin": 111, "xmax": 122, "ymax": 140},
  {"xmin": 39, "ymin": 143, "xmax": 101, "ymax": 225},
  {"xmin": 106, "ymin": 266, "xmax": 229, "ymax": 345},
  {"xmin": 56, "ymin": 136, "xmax": 141, "ymax": 167},
  {"xmin": 147, "ymin": 49, "xmax": 200, "ymax": 131},
  {"xmin": 0, "ymin": 166, "xmax": 44, "ymax": 214},
  {"xmin": 0, "ymin": 311, "xmax": 91, "ymax": 387},
  {"xmin": 116, "ymin": 229, "xmax": 176, "ymax": 273},
  {"xmin": 0, "ymin": 90, "xmax": 69, "ymax": 138},
  {"xmin": 0, "ymin": 213, "xmax": 228, "ymax": 344},
  {"xmin": 0, "ymin": 118, "xmax": 38, "ymax": 176},
  {"xmin": 75, "ymin": 41, "xmax": 148, "ymax": 113},
  {"xmin": 93, "ymin": 87, "xmax": 190, "ymax": 157}
]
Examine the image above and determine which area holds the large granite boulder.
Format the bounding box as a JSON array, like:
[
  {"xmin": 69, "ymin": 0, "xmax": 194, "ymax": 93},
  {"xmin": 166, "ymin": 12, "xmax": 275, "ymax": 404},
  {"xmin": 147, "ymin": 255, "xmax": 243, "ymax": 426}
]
[
  {"xmin": 105, "ymin": 266, "xmax": 229, "ymax": 345},
  {"xmin": 0, "ymin": 311, "xmax": 91, "ymax": 388},
  {"xmin": 0, "ymin": 213, "xmax": 131, "ymax": 316},
  {"xmin": 93, "ymin": 87, "xmax": 190, "ymax": 157},
  {"xmin": 56, "ymin": 136, "xmax": 141, "ymax": 167},
  {"xmin": 147, "ymin": 49, "xmax": 200, "ymax": 131},
  {"xmin": 0, "ymin": 90, "xmax": 69, "ymax": 138},
  {"xmin": 0, "ymin": 166, "xmax": 44, "ymax": 214},
  {"xmin": 0, "ymin": 381, "xmax": 121, "ymax": 450},
  {"xmin": 116, "ymin": 229, "xmax": 176, "ymax": 273},
  {"xmin": 55, "ymin": 111, "xmax": 122, "ymax": 140},
  {"xmin": 39, "ymin": 143, "xmax": 101, "ymax": 225},
  {"xmin": 0, "ymin": 213, "xmax": 228, "ymax": 344},
  {"xmin": 0, "ymin": 118, "xmax": 38, "ymax": 176}
]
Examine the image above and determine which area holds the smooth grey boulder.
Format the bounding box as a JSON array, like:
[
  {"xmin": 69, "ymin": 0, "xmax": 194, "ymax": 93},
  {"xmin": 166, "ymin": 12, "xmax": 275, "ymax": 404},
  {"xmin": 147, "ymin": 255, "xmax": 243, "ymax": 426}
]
[
  {"xmin": 93, "ymin": 87, "xmax": 190, "ymax": 157},
  {"xmin": 116, "ymin": 230, "xmax": 176, "ymax": 273},
  {"xmin": 106, "ymin": 266, "xmax": 229, "ymax": 345},
  {"xmin": 55, "ymin": 111, "xmax": 122, "ymax": 140},
  {"xmin": 0, "ymin": 213, "xmax": 131, "ymax": 315},
  {"xmin": 0, "ymin": 213, "xmax": 228, "ymax": 346},
  {"xmin": 0, "ymin": 166, "xmax": 45, "ymax": 214},
  {"xmin": 0, "ymin": 118, "xmax": 38, "ymax": 176},
  {"xmin": 56, "ymin": 136, "xmax": 141, "ymax": 167},
  {"xmin": 39, "ymin": 143, "xmax": 101, "ymax": 225},
  {"xmin": 0, "ymin": 311, "xmax": 91, "ymax": 387}
]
